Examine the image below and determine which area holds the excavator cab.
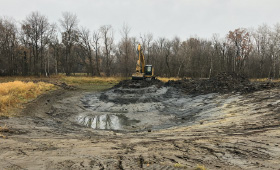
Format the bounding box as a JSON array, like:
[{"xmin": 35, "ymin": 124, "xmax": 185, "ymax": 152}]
[
  {"xmin": 145, "ymin": 65, "xmax": 153, "ymax": 75},
  {"xmin": 132, "ymin": 65, "xmax": 155, "ymax": 80},
  {"xmin": 132, "ymin": 44, "xmax": 155, "ymax": 80},
  {"xmin": 144, "ymin": 65, "xmax": 155, "ymax": 80}
]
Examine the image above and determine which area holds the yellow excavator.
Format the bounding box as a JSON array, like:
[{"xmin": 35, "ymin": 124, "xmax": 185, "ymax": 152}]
[{"xmin": 132, "ymin": 44, "xmax": 155, "ymax": 80}]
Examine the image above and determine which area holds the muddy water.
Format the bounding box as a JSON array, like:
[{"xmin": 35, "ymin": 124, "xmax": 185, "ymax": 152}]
[
  {"xmin": 77, "ymin": 114, "xmax": 122, "ymax": 130},
  {"xmin": 76, "ymin": 114, "xmax": 139, "ymax": 130},
  {"xmin": 77, "ymin": 85, "xmax": 242, "ymax": 131}
]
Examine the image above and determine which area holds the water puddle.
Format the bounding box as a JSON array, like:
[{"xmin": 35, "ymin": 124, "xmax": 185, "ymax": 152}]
[{"xmin": 76, "ymin": 114, "xmax": 139, "ymax": 130}]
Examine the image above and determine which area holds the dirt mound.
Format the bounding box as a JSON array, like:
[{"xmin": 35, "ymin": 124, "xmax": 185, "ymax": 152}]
[
  {"xmin": 210, "ymin": 72, "xmax": 249, "ymax": 84},
  {"xmin": 111, "ymin": 73, "xmax": 278, "ymax": 95},
  {"xmin": 166, "ymin": 72, "xmax": 279, "ymax": 94},
  {"xmin": 113, "ymin": 79, "xmax": 164, "ymax": 89}
]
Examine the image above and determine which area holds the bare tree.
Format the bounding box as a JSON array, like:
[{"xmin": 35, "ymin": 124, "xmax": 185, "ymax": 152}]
[
  {"xmin": 120, "ymin": 23, "xmax": 132, "ymax": 77},
  {"xmin": 38, "ymin": 14, "xmax": 50, "ymax": 75},
  {"xmin": 177, "ymin": 41, "xmax": 189, "ymax": 77},
  {"xmin": 273, "ymin": 23, "xmax": 280, "ymax": 78},
  {"xmin": 49, "ymin": 34, "xmax": 59, "ymax": 75},
  {"xmin": 100, "ymin": 25, "xmax": 114, "ymax": 76},
  {"xmin": 59, "ymin": 12, "xmax": 79, "ymax": 76},
  {"xmin": 0, "ymin": 17, "xmax": 18, "ymax": 75},
  {"xmin": 93, "ymin": 30, "xmax": 101, "ymax": 76},
  {"xmin": 22, "ymin": 12, "xmax": 40, "ymax": 75},
  {"xmin": 156, "ymin": 37, "xmax": 166, "ymax": 75},
  {"xmin": 163, "ymin": 40, "xmax": 172, "ymax": 77},
  {"xmin": 79, "ymin": 27, "xmax": 94, "ymax": 76},
  {"xmin": 170, "ymin": 36, "xmax": 181, "ymax": 77},
  {"xmin": 44, "ymin": 23, "xmax": 57, "ymax": 76},
  {"xmin": 252, "ymin": 25, "xmax": 271, "ymax": 77},
  {"xmin": 146, "ymin": 33, "xmax": 153, "ymax": 64},
  {"xmin": 21, "ymin": 12, "xmax": 54, "ymax": 76}
]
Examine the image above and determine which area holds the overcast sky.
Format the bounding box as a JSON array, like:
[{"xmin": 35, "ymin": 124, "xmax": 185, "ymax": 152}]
[{"xmin": 0, "ymin": 0, "xmax": 279, "ymax": 41}]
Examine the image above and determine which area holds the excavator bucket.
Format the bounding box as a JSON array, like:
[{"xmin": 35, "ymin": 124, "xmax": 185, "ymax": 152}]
[
  {"xmin": 132, "ymin": 76, "xmax": 144, "ymax": 80},
  {"xmin": 132, "ymin": 72, "xmax": 144, "ymax": 80}
]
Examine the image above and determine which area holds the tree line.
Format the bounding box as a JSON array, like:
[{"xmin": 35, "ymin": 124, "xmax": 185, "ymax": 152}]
[{"xmin": 0, "ymin": 11, "xmax": 280, "ymax": 78}]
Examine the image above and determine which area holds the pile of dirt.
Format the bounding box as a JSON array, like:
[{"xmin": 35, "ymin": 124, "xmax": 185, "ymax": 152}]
[
  {"xmin": 113, "ymin": 79, "xmax": 164, "ymax": 89},
  {"xmin": 166, "ymin": 72, "xmax": 279, "ymax": 94},
  {"xmin": 210, "ymin": 72, "xmax": 249, "ymax": 84},
  {"xmin": 111, "ymin": 73, "xmax": 279, "ymax": 95}
]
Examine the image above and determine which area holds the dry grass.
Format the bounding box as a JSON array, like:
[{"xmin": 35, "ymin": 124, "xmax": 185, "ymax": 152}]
[
  {"xmin": 173, "ymin": 163, "xmax": 187, "ymax": 168},
  {"xmin": 195, "ymin": 164, "xmax": 207, "ymax": 170},
  {"xmin": 0, "ymin": 76, "xmax": 125, "ymax": 115},
  {"xmin": 61, "ymin": 76, "xmax": 127, "ymax": 91},
  {"xmin": 63, "ymin": 76, "xmax": 183, "ymax": 84},
  {"xmin": 0, "ymin": 75, "xmax": 182, "ymax": 84},
  {"xmin": 62, "ymin": 76, "xmax": 125, "ymax": 85},
  {"xmin": 250, "ymin": 78, "xmax": 280, "ymax": 82},
  {"xmin": 0, "ymin": 76, "xmax": 58, "ymax": 83},
  {"xmin": 0, "ymin": 75, "xmax": 126, "ymax": 91},
  {"xmin": 0, "ymin": 75, "xmax": 125, "ymax": 84},
  {"xmin": 157, "ymin": 77, "xmax": 182, "ymax": 82},
  {"xmin": 0, "ymin": 81, "xmax": 55, "ymax": 116}
]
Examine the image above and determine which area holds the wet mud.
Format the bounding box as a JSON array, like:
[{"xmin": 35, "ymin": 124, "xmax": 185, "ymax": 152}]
[
  {"xmin": 1, "ymin": 75, "xmax": 280, "ymax": 169},
  {"xmin": 79, "ymin": 86, "xmax": 243, "ymax": 132}
]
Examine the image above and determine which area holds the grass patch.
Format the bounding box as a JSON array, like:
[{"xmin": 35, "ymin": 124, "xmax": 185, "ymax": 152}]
[{"xmin": 0, "ymin": 81, "xmax": 55, "ymax": 116}]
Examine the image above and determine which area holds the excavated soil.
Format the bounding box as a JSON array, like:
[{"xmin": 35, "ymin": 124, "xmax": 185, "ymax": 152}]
[
  {"xmin": 166, "ymin": 73, "xmax": 279, "ymax": 94},
  {"xmin": 113, "ymin": 72, "xmax": 279, "ymax": 95},
  {"xmin": 0, "ymin": 74, "xmax": 280, "ymax": 170}
]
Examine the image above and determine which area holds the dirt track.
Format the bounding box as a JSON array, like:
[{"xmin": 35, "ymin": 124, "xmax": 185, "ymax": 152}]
[{"xmin": 0, "ymin": 77, "xmax": 280, "ymax": 169}]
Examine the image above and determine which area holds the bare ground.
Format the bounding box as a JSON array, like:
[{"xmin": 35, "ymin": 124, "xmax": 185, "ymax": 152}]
[{"xmin": 0, "ymin": 83, "xmax": 280, "ymax": 170}]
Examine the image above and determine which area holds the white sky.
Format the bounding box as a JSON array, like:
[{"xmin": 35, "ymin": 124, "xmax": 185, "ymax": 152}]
[{"xmin": 0, "ymin": 0, "xmax": 279, "ymax": 41}]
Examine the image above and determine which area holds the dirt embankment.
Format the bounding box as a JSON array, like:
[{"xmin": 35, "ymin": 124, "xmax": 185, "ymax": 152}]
[{"xmin": 0, "ymin": 74, "xmax": 280, "ymax": 170}]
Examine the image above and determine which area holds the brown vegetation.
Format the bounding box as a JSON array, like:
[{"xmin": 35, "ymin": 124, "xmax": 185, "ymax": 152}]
[{"xmin": 0, "ymin": 81, "xmax": 55, "ymax": 116}]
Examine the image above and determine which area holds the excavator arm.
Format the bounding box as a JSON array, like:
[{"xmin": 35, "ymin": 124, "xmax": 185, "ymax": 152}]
[
  {"xmin": 132, "ymin": 44, "xmax": 155, "ymax": 80},
  {"xmin": 136, "ymin": 44, "xmax": 145, "ymax": 73}
]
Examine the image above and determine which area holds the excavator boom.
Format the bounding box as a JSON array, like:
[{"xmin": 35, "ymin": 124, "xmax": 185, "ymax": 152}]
[{"xmin": 132, "ymin": 44, "xmax": 155, "ymax": 80}]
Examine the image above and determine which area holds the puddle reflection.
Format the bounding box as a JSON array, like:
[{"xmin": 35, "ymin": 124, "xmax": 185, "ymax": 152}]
[{"xmin": 77, "ymin": 114, "xmax": 124, "ymax": 130}]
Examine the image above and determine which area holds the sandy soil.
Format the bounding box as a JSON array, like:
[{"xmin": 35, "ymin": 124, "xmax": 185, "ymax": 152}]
[{"xmin": 0, "ymin": 85, "xmax": 280, "ymax": 170}]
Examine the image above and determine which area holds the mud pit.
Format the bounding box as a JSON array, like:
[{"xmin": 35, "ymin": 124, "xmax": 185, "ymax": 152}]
[
  {"xmin": 1, "ymin": 74, "xmax": 280, "ymax": 169},
  {"xmin": 77, "ymin": 85, "xmax": 241, "ymax": 132}
]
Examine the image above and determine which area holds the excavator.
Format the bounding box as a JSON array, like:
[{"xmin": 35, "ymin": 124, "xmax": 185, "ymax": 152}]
[{"xmin": 132, "ymin": 44, "xmax": 155, "ymax": 80}]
